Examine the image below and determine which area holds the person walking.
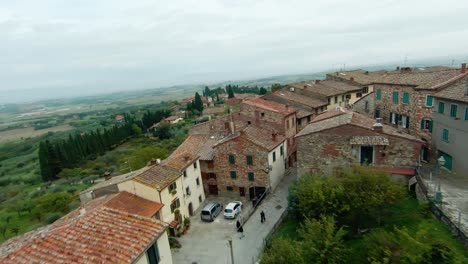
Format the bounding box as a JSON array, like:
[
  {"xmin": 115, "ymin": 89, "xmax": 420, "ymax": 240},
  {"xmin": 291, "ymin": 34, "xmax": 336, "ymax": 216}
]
[
  {"xmin": 236, "ymin": 220, "xmax": 244, "ymax": 239},
  {"xmin": 260, "ymin": 210, "xmax": 266, "ymax": 223}
]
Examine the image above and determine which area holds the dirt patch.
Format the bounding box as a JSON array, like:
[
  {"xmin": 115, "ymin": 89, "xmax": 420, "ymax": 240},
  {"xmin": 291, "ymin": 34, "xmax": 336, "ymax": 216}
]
[{"xmin": 0, "ymin": 124, "xmax": 74, "ymax": 143}]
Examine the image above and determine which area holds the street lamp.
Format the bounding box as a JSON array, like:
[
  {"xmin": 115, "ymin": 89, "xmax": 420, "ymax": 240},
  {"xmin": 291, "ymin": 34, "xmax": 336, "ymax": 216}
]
[{"xmin": 434, "ymin": 156, "xmax": 445, "ymax": 204}]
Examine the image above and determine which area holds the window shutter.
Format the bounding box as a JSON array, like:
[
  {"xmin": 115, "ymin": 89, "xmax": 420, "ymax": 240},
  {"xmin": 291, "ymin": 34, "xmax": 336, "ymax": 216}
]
[
  {"xmin": 420, "ymin": 118, "xmax": 425, "ymax": 129},
  {"xmin": 428, "ymin": 120, "xmax": 433, "ymax": 132},
  {"xmin": 176, "ymin": 199, "xmax": 180, "ymax": 207},
  {"xmin": 406, "ymin": 116, "xmax": 410, "ymax": 128}
]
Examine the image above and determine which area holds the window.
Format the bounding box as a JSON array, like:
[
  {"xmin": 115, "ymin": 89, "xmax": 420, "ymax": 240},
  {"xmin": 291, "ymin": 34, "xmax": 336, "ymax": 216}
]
[
  {"xmin": 273, "ymin": 151, "xmax": 276, "ymax": 162},
  {"xmin": 420, "ymin": 118, "xmax": 433, "ymax": 132},
  {"xmin": 307, "ymin": 116, "xmax": 311, "ymax": 122},
  {"xmin": 356, "ymin": 92, "xmax": 362, "ymax": 98},
  {"xmin": 168, "ymin": 182, "xmax": 177, "ymax": 193},
  {"xmin": 286, "ymin": 119, "xmax": 289, "ymax": 129},
  {"xmin": 450, "ymin": 104, "xmax": 458, "ymax": 118},
  {"xmin": 341, "ymin": 95, "xmax": 345, "ymax": 101},
  {"xmin": 403, "ymin": 92, "xmax": 409, "ymax": 104},
  {"xmin": 442, "ymin": 129, "xmax": 449, "ymax": 142},
  {"xmin": 401, "ymin": 115, "xmax": 410, "ymax": 129},
  {"xmin": 297, "ymin": 118, "xmax": 302, "ymax": 126},
  {"xmin": 248, "ymin": 172, "xmax": 254, "ymax": 182},
  {"xmin": 389, "ymin": 112, "xmax": 397, "ymax": 125},
  {"xmin": 280, "ymin": 146, "xmax": 284, "ymax": 156},
  {"xmin": 147, "ymin": 242, "xmax": 160, "ymax": 264},
  {"xmin": 183, "ymin": 170, "xmax": 187, "ymax": 177},
  {"xmin": 170, "ymin": 198, "xmax": 180, "ymax": 213},
  {"xmin": 229, "ymin": 154, "xmax": 235, "ymax": 165},
  {"xmin": 362, "ymin": 86, "xmax": 369, "ymax": 93},
  {"xmin": 426, "ymin": 95, "xmax": 433, "ymax": 107},
  {"xmin": 327, "ymin": 97, "xmax": 331, "ymax": 104},
  {"xmin": 230, "ymin": 171, "xmax": 237, "ymax": 179},
  {"xmin": 392, "ymin": 91, "xmax": 399, "ymax": 103},
  {"xmin": 334, "ymin": 96, "xmax": 338, "ymax": 103},
  {"xmin": 247, "ymin": 121, "xmax": 251, "ymax": 125},
  {"xmin": 465, "ymin": 108, "xmax": 468, "ymax": 120},
  {"xmin": 198, "ymin": 195, "xmax": 202, "ymax": 203},
  {"xmin": 438, "ymin": 101, "xmax": 445, "ymax": 114},
  {"xmin": 365, "ymin": 101, "xmax": 369, "ymax": 111},
  {"xmin": 193, "ymin": 161, "xmax": 197, "ymax": 169},
  {"xmin": 246, "ymin": 155, "xmax": 253, "ymax": 165},
  {"xmin": 375, "ymin": 109, "xmax": 380, "ymax": 118},
  {"xmin": 186, "ymin": 187, "xmax": 191, "ymax": 196},
  {"xmin": 196, "ymin": 177, "xmax": 200, "ymax": 186},
  {"xmin": 376, "ymin": 89, "xmax": 381, "ymax": 100},
  {"xmin": 261, "ymin": 112, "xmax": 265, "ymax": 117},
  {"xmin": 226, "ymin": 186, "xmax": 233, "ymax": 191}
]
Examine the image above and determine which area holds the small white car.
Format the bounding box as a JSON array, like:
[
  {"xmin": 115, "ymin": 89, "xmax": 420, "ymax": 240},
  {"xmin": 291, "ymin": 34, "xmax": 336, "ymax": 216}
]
[{"xmin": 224, "ymin": 201, "xmax": 242, "ymax": 219}]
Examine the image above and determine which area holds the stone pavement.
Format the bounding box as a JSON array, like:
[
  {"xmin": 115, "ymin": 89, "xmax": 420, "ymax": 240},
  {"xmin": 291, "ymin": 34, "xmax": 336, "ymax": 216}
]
[
  {"xmin": 172, "ymin": 168, "xmax": 297, "ymax": 264},
  {"xmin": 419, "ymin": 163, "xmax": 468, "ymax": 235}
]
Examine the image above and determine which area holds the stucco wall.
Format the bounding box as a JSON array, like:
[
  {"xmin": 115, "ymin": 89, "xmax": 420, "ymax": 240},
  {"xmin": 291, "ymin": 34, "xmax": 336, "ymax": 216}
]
[
  {"xmin": 181, "ymin": 159, "xmax": 206, "ymax": 215},
  {"xmin": 268, "ymin": 141, "xmax": 287, "ymax": 190}
]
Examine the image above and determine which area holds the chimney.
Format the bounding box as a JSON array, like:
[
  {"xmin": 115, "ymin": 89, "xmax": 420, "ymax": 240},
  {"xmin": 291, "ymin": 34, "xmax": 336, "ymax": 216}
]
[
  {"xmin": 303, "ymin": 85, "xmax": 307, "ymax": 89},
  {"xmin": 350, "ymin": 77, "xmax": 354, "ymax": 81},
  {"xmin": 271, "ymin": 132, "xmax": 277, "ymax": 142},
  {"xmin": 103, "ymin": 172, "xmax": 112, "ymax": 181},
  {"xmin": 315, "ymin": 80, "xmax": 320, "ymax": 84},
  {"xmin": 373, "ymin": 118, "xmax": 383, "ymax": 132},
  {"xmin": 461, "ymin": 63, "xmax": 467, "ymax": 74},
  {"xmin": 365, "ymin": 71, "xmax": 369, "ymax": 75},
  {"xmin": 183, "ymin": 155, "xmax": 190, "ymax": 162},
  {"xmin": 396, "ymin": 66, "xmax": 400, "ymax": 71}
]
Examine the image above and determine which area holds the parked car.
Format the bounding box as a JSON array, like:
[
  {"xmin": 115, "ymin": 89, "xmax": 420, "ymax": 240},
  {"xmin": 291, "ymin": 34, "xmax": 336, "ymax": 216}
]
[
  {"xmin": 224, "ymin": 201, "xmax": 243, "ymax": 219},
  {"xmin": 201, "ymin": 202, "xmax": 223, "ymax": 222}
]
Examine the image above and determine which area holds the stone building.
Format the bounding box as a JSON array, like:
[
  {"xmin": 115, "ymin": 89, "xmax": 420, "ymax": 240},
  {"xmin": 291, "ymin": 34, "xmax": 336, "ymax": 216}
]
[
  {"xmin": 211, "ymin": 126, "xmax": 287, "ymax": 198},
  {"xmin": 286, "ymin": 79, "xmax": 369, "ymax": 109},
  {"xmin": 262, "ymin": 90, "xmax": 328, "ymax": 131},
  {"xmin": 296, "ymin": 108, "xmax": 423, "ymax": 177},
  {"xmin": 431, "ymin": 76, "xmax": 468, "ymax": 173},
  {"xmin": 352, "ymin": 91, "xmax": 375, "ymax": 117}
]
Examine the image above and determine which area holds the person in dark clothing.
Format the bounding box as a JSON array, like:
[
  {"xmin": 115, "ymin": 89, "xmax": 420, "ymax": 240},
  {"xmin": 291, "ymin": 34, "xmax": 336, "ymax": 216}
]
[
  {"xmin": 260, "ymin": 210, "xmax": 266, "ymax": 223},
  {"xmin": 236, "ymin": 220, "xmax": 244, "ymax": 239}
]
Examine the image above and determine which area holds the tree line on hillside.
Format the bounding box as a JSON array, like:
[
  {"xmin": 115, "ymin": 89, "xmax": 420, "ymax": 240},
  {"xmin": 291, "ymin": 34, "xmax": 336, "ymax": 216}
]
[
  {"xmin": 38, "ymin": 109, "xmax": 171, "ymax": 182},
  {"xmin": 261, "ymin": 169, "xmax": 466, "ymax": 264}
]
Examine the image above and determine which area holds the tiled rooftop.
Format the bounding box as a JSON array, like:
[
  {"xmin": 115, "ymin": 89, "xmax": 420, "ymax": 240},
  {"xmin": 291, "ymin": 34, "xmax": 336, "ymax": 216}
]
[
  {"xmin": 243, "ymin": 97, "xmax": 296, "ymax": 115},
  {"xmin": 374, "ymin": 68, "xmax": 466, "ymax": 89},
  {"xmin": 134, "ymin": 164, "xmax": 181, "ymax": 190},
  {"xmin": 297, "ymin": 108, "xmax": 422, "ymax": 142},
  {"xmin": 243, "ymin": 126, "xmax": 286, "ymax": 151},
  {"xmin": 103, "ymin": 191, "xmax": 163, "ymax": 218},
  {"xmin": 0, "ymin": 195, "xmax": 167, "ymax": 264},
  {"xmin": 433, "ymin": 76, "xmax": 468, "ymax": 103},
  {"xmin": 327, "ymin": 69, "xmax": 388, "ymax": 85},
  {"xmin": 164, "ymin": 152, "xmax": 198, "ymax": 171},
  {"xmin": 288, "ymin": 80, "xmax": 362, "ymax": 97},
  {"xmin": 272, "ymin": 90, "xmax": 327, "ymax": 108}
]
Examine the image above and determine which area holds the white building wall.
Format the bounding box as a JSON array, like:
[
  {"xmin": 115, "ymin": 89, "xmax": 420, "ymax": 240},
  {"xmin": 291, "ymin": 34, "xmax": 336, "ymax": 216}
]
[
  {"xmin": 181, "ymin": 159, "xmax": 206, "ymax": 216},
  {"xmin": 159, "ymin": 177, "xmax": 186, "ymax": 223},
  {"xmin": 133, "ymin": 231, "xmax": 173, "ymax": 264},
  {"xmin": 118, "ymin": 180, "xmax": 161, "ymax": 203},
  {"xmin": 268, "ymin": 141, "xmax": 287, "ymax": 191}
]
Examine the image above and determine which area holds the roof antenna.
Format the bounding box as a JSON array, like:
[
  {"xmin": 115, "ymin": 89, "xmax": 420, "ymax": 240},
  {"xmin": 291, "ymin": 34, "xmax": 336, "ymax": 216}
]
[{"xmin": 403, "ymin": 55, "xmax": 408, "ymax": 67}]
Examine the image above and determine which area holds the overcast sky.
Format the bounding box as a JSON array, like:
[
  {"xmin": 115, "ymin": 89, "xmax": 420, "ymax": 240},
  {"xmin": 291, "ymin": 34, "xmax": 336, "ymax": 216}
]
[{"xmin": 1, "ymin": 0, "xmax": 468, "ymax": 102}]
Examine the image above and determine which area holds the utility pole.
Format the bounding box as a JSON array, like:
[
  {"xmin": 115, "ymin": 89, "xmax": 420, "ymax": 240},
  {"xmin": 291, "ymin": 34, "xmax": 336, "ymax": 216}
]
[{"xmin": 228, "ymin": 239, "xmax": 234, "ymax": 264}]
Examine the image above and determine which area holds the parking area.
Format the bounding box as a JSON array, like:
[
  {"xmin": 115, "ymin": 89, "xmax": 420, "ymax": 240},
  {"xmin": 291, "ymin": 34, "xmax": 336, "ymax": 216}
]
[{"xmin": 172, "ymin": 194, "xmax": 253, "ymax": 264}]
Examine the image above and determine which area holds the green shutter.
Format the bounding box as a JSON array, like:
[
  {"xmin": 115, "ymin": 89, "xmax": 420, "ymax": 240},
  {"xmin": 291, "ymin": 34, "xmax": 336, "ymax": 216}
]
[
  {"xmin": 248, "ymin": 172, "xmax": 254, "ymax": 181},
  {"xmin": 170, "ymin": 203, "xmax": 174, "ymax": 213},
  {"xmin": 428, "ymin": 120, "xmax": 433, "ymax": 132},
  {"xmin": 420, "ymin": 118, "xmax": 425, "ymax": 129},
  {"xmin": 465, "ymin": 108, "xmax": 468, "ymax": 120},
  {"xmin": 438, "ymin": 102, "xmax": 445, "ymax": 114},
  {"xmin": 247, "ymin": 155, "xmax": 253, "ymax": 165},
  {"xmin": 403, "ymin": 92, "xmax": 409, "ymax": 104},
  {"xmin": 450, "ymin": 104, "xmax": 458, "ymax": 117},
  {"xmin": 280, "ymin": 146, "xmax": 284, "ymax": 156},
  {"xmin": 376, "ymin": 89, "xmax": 381, "ymax": 100},
  {"xmin": 334, "ymin": 96, "xmax": 338, "ymax": 103},
  {"xmin": 442, "ymin": 129, "xmax": 449, "ymax": 141},
  {"xmin": 176, "ymin": 199, "xmax": 180, "ymax": 208},
  {"xmin": 392, "ymin": 91, "xmax": 399, "ymax": 103},
  {"xmin": 273, "ymin": 151, "xmax": 276, "ymax": 162},
  {"xmin": 426, "ymin": 96, "xmax": 433, "ymax": 107},
  {"xmin": 230, "ymin": 171, "xmax": 237, "ymax": 179},
  {"xmin": 341, "ymin": 95, "xmax": 345, "ymax": 101},
  {"xmin": 227, "ymin": 186, "xmax": 233, "ymax": 191},
  {"xmin": 229, "ymin": 154, "xmax": 235, "ymax": 164}
]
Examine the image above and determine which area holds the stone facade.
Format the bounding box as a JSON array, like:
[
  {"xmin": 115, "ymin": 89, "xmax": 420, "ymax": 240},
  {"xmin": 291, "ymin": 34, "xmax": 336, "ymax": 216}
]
[
  {"xmin": 213, "ymin": 135, "xmax": 271, "ymax": 197},
  {"xmin": 352, "ymin": 91, "xmax": 375, "ymax": 117},
  {"xmin": 297, "ymin": 125, "xmax": 422, "ymax": 177}
]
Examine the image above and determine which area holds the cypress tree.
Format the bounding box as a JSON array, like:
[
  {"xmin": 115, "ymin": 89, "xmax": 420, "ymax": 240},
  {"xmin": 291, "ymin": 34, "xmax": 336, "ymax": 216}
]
[
  {"xmin": 38, "ymin": 141, "xmax": 53, "ymax": 182},
  {"xmin": 227, "ymin": 85, "xmax": 234, "ymax": 98},
  {"xmin": 194, "ymin": 92, "xmax": 204, "ymax": 112}
]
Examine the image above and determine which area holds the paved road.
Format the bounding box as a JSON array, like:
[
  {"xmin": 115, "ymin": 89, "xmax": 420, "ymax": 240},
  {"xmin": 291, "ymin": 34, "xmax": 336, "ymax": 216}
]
[{"xmin": 172, "ymin": 168, "xmax": 296, "ymax": 264}]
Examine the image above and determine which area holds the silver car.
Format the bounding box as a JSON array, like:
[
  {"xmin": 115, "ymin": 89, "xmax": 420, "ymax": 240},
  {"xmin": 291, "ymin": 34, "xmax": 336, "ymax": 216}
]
[{"xmin": 224, "ymin": 201, "xmax": 242, "ymax": 219}]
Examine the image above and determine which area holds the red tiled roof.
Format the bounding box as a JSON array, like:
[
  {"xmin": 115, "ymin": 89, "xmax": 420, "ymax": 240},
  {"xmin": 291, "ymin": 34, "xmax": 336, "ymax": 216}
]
[
  {"xmin": 164, "ymin": 152, "xmax": 198, "ymax": 171},
  {"xmin": 272, "ymin": 90, "xmax": 327, "ymax": 108},
  {"xmin": 433, "ymin": 75, "xmax": 468, "ymax": 103},
  {"xmin": 0, "ymin": 196, "xmax": 167, "ymax": 264},
  {"xmin": 165, "ymin": 115, "xmax": 179, "ymax": 121},
  {"xmin": 289, "ymin": 80, "xmax": 362, "ymax": 97},
  {"xmin": 103, "ymin": 191, "xmax": 163, "ymax": 218},
  {"xmin": 243, "ymin": 97, "xmax": 296, "ymax": 115},
  {"xmin": 134, "ymin": 164, "xmax": 181, "ymax": 189}
]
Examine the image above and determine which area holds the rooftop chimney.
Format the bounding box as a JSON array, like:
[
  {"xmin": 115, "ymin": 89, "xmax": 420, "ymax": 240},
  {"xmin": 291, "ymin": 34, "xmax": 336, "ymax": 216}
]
[
  {"xmin": 461, "ymin": 63, "xmax": 467, "ymax": 74},
  {"xmin": 272, "ymin": 132, "xmax": 277, "ymax": 142},
  {"xmin": 183, "ymin": 155, "xmax": 190, "ymax": 161},
  {"xmin": 103, "ymin": 172, "xmax": 112, "ymax": 181},
  {"xmin": 373, "ymin": 118, "xmax": 383, "ymax": 132},
  {"xmin": 396, "ymin": 66, "xmax": 400, "ymax": 71},
  {"xmin": 350, "ymin": 77, "xmax": 354, "ymax": 81}
]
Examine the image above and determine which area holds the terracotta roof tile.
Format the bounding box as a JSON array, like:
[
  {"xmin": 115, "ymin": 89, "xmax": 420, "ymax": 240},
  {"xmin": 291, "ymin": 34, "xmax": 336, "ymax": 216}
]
[
  {"xmin": 242, "ymin": 97, "xmax": 296, "ymax": 115},
  {"xmin": 163, "ymin": 152, "xmax": 198, "ymax": 171},
  {"xmin": 434, "ymin": 75, "xmax": 468, "ymax": 103},
  {"xmin": 134, "ymin": 164, "xmax": 181, "ymax": 189},
  {"xmin": 327, "ymin": 70, "xmax": 388, "ymax": 85},
  {"xmin": 288, "ymin": 80, "xmax": 362, "ymax": 97},
  {"xmin": 103, "ymin": 191, "xmax": 163, "ymax": 218},
  {"xmin": 271, "ymin": 90, "xmax": 327, "ymax": 108},
  {"xmin": 373, "ymin": 68, "xmax": 466, "ymax": 89},
  {"xmin": 0, "ymin": 196, "xmax": 167, "ymax": 264}
]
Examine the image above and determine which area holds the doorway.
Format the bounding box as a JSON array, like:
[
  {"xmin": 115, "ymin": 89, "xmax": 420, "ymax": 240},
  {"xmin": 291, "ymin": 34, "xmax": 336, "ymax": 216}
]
[
  {"xmin": 188, "ymin": 202, "xmax": 194, "ymax": 216},
  {"xmin": 360, "ymin": 146, "xmax": 374, "ymax": 165},
  {"xmin": 208, "ymin": 184, "xmax": 218, "ymax": 195},
  {"xmin": 239, "ymin": 187, "xmax": 245, "ymax": 197},
  {"xmin": 421, "ymin": 146, "xmax": 429, "ymax": 162}
]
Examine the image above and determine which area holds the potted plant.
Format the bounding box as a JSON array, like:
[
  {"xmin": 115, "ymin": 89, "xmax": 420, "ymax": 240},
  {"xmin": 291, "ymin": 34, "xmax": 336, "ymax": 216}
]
[{"xmin": 184, "ymin": 216, "xmax": 190, "ymax": 229}]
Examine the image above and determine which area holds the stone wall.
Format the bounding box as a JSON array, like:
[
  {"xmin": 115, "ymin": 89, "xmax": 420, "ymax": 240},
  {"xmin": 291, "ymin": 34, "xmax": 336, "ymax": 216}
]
[
  {"xmin": 213, "ymin": 135, "xmax": 270, "ymax": 197},
  {"xmin": 297, "ymin": 125, "xmax": 421, "ymax": 177},
  {"xmin": 352, "ymin": 92, "xmax": 375, "ymax": 117}
]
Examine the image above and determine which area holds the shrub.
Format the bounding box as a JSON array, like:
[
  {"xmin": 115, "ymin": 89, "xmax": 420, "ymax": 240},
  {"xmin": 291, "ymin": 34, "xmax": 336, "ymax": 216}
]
[
  {"xmin": 45, "ymin": 212, "xmax": 63, "ymax": 224},
  {"xmin": 169, "ymin": 237, "xmax": 182, "ymax": 248}
]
